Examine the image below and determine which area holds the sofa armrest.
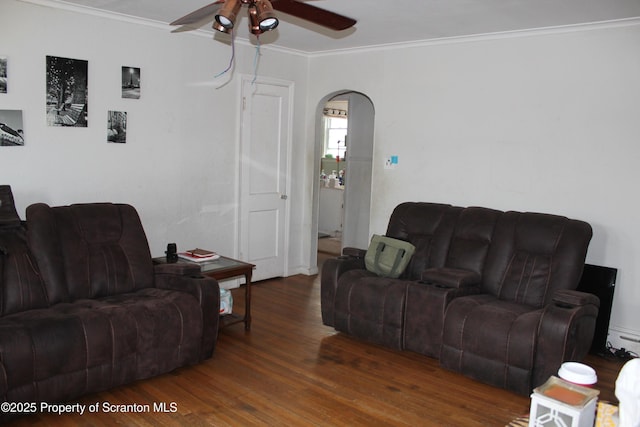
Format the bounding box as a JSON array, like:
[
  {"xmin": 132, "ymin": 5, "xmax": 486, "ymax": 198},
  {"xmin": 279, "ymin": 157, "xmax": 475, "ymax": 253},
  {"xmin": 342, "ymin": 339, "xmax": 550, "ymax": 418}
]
[
  {"xmin": 154, "ymin": 270, "xmax": 220, "ymax": 359},
  {"xmin": 321, "ymin": 255, "xmax": 367, "ymax": 327},
  {"xmin": 154, "ymin": 261, "xmax": 201, "ymax": 277},
  {"xmin": 342, "ymin": 246, "xmax": 367, "ymax": 258},
  {"xmin": 421, "ymin": 267, "xmax": 481, "ymax": 288},
  {"xmin": 553, "ymin": 289, "xmax": 601, "ymax": 308},
  {"xmin": 533, "ymin": 293, "xmax": 600, "ymax": 389}
]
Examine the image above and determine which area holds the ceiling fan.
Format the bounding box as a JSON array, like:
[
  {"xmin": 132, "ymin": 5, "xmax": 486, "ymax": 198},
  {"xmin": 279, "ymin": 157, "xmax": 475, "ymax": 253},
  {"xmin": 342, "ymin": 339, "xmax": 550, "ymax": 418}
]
[{"xmin": 170, "ymin": 0, "xmax": 357, "ymax": 36}]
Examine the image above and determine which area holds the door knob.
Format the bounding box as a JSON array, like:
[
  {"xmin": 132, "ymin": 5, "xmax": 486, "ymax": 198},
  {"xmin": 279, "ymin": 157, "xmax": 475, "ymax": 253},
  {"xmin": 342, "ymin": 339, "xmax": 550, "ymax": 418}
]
[{"xmin": 280, "ymin": 194, "xmax": 288, "ymax": 200}]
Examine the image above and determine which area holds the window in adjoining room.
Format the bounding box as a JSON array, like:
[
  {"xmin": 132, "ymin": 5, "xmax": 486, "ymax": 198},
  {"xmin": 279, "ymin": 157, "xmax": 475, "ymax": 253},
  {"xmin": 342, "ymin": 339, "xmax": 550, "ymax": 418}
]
[{"xmin": 323, "ymin": 116, "xmax": 347, "ymax": 159}]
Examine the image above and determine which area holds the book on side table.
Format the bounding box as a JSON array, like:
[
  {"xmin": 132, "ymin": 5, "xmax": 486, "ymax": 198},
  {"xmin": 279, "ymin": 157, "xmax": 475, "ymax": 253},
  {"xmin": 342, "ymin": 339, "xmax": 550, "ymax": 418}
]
[{"xmin": 177, "ymin": 248, "xmax": 220, "ymax": 262}]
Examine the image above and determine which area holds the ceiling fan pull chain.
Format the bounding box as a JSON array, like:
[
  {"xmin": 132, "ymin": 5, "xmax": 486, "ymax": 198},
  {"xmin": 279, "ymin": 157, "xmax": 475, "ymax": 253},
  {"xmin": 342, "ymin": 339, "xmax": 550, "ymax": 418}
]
[
  {"xmin": 215, "ymin": 29, "xmax": 237, "ymax": 79},
  {"xmin": 252, "ymin": 36, "xmax": 261, "ymax": 85}
]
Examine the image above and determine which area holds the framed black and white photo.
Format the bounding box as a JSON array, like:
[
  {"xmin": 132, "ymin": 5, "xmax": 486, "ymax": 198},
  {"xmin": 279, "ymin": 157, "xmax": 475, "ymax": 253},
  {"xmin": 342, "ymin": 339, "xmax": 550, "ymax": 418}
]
[
  {"xmin": 107, "ymin": 110, "xmax": 127, "ymax": 143},
  {"xmin": 46, "ymin": 55, "xmax": 88, "ymax": 127},
  {"xmin": 0, "ymin": 56, "xmax": 7, "ymax": 94},
  {"xmin": 122, "ymin": 66, "xmax": 140, "ymax": 99},
  {"xmin": 0, "ymin": 110, "xmax": 24, "ymax": 146}
]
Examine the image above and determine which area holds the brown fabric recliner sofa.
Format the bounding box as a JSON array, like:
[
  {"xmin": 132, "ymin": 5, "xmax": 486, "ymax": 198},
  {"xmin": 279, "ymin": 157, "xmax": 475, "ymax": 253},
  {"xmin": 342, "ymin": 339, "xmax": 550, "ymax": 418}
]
[
  {"xmin": 321, "ymin": 202, "xmax": 599, "ymax": 395},
  {"xmin": 0, "ymin": 186, "xmax": 219, "ymax": 420}
]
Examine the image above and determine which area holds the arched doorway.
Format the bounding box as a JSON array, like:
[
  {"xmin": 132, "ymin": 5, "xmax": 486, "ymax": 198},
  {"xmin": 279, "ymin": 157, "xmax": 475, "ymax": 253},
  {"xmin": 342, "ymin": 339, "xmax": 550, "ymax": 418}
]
[{"xmin": 311, "ymin": 91, "xmax": 375, "ymax": 269}]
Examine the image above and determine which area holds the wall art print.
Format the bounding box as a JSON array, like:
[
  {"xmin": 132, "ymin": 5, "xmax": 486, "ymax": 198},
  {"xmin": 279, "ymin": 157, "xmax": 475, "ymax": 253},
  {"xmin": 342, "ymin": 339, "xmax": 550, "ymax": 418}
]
[
  {"xmin": 122, "ymin": 66, "xmax": 140, "ymax": 99},
  {"xmin": 0, "ymin": 110, "xmax": 24, "ymax": 146},
  {"xmin": 46, "ymin": 55, "xmax": 88, "ymax": 127},
  {"xmin": 107, "ymin": 111, "xmax": 127, "ymax": 143},
  {"xmin": 0, "ymin": 56, "xmax": 7, "ymax": 94}
]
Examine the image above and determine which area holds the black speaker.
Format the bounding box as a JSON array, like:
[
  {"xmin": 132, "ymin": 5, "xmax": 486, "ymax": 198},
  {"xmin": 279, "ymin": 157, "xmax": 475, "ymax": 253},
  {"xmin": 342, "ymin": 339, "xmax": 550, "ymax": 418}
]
[
  {"xmin": 577, "ymin": 263, "xmax": 617, "ymax": 355},
  {"xmin": 165, "ymin": 243, "xmax": 178, "ymax": 263}
]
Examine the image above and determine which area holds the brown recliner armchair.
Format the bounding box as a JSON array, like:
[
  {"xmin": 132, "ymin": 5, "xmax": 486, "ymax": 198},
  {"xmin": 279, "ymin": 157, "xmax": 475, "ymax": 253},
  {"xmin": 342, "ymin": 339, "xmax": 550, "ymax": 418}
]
[
  {"xmin": 440, "ymin": 211, "xmax": 599, "ymax": 395},
  {"xmin": 0, "ymin": 189, "xmax": 219, "ymax": 418}
]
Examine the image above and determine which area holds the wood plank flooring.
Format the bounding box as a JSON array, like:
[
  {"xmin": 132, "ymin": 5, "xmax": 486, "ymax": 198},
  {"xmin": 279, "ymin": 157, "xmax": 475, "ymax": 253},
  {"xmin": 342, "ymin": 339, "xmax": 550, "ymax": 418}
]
[{"xmin": 6, "ymin": 254, "xmax": 627, "ymax": 426}]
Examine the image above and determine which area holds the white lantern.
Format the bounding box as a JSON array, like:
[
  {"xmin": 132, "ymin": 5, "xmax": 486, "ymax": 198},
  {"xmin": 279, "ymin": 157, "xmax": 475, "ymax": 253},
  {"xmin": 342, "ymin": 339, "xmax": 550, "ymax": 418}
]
[{"xmin": 529, "ymin": 376, "xmax": 600, "ymax": 427}]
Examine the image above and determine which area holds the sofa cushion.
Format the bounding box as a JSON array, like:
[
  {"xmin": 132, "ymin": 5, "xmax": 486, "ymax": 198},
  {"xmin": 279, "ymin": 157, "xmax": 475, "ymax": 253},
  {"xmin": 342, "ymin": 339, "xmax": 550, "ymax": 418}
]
[
  {"xmin": 444, "ymin": 207, "xmax": 501, "ymax": 274},
  {"xmin": 385, "ymin": 202, "xmax": 461, "ymax": 280},
  {"xmin": 482, "ymin": 212, "xmax": 593, "ymax": 307},
  {"xmin": 26, "ymin": 203, "xmax": 155, "ymax": 302},
  {"xmin": 441, "ymin": 294, "xmax": 543, "ymax": 394},
  {"xmin": 0, "ymin": 288, "xmax": 203, "ymax": 403}
]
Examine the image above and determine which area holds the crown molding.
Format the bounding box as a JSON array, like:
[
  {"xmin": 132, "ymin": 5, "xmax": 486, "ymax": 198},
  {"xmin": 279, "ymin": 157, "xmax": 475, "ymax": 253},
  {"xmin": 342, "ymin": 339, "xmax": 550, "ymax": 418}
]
[
  {"xmin": 308, "ymin": 17, "xmax": 640, "ymax": 57},
  {"xmin": 17, "ymin": 0, "xmax": 640, "ymax": 58},
  {"xmin": 19, "ymin": 0, "xmax": 169, "ymax": 30}
]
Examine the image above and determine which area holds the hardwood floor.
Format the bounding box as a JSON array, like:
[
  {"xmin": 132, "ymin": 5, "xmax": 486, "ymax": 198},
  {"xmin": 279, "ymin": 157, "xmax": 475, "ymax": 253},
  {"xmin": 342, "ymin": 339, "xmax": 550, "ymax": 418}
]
[
  {"xmin": 317, "ymin": 236, "xmax": 342, "ymax": 256},
  {"xmin": 7, "ymin": 254, "xmax": 627, "ymax": 426}
]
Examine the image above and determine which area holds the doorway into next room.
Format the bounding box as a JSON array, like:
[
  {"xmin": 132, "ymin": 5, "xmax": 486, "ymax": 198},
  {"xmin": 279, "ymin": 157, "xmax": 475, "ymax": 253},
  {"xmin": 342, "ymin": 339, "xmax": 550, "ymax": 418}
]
[
  {"xmin": 314, "ymin": 90, "xmax": 374, "ymax": 270},
  {"xmin": 318, "ymin": 97, "xmax": 348, "ymax": 256}
]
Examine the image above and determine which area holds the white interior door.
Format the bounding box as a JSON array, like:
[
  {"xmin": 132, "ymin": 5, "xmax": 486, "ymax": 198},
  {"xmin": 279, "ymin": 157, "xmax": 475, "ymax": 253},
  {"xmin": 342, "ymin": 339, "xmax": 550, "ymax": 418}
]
[{"xmin": 239, "ymin": 77, "xmax": 292, "ymax": 281}]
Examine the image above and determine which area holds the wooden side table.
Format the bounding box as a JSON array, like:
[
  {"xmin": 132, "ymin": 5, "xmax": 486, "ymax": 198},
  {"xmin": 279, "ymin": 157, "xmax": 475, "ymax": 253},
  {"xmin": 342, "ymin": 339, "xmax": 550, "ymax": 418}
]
[{"xmin": 153, "ymin": 255, "xmax": 255, "ymax": 330}]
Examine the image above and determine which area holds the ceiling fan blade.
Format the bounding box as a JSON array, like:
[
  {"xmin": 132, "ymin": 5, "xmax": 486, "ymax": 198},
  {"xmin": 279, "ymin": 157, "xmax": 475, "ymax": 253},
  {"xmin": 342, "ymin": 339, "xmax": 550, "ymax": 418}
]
[
  {"xmin": 272, "ymin": 0, "xmax": 356, "ymax": 31},
  {"xmin": 171, "ymin": 20, "xmax": 214, "ymax": 33},
  {"xmin": 170, "ymin": 1, "xmax": 224, "ymax": 26}
]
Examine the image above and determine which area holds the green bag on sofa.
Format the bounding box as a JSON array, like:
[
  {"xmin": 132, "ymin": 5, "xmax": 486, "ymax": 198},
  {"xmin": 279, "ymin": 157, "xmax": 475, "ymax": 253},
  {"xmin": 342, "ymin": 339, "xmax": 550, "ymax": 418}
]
[{"xmin": 364, "ymin": 234, "xmax": 416, "ymax": 278}]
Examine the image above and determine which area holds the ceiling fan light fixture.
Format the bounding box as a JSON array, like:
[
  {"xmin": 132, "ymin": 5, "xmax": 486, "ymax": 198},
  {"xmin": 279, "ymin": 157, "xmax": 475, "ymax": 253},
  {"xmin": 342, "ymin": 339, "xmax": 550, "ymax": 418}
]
[
  {"xmin": 212, "ymin": 20, "xmax": 231, "ymax": 34},
  {"xmin": 247, "ymin": 5, "xmax": 264, "ymax": 35},
  {"xmin": 255, "ymin": 0, "xmax": 279, "ymax": 31},
  {"xmin": 215, "ymin": 0, "xmax": 242, "ymax": 30},
  {"xmin": 171, "ymin": 0, "xmax": 357, "ymax": 41}
]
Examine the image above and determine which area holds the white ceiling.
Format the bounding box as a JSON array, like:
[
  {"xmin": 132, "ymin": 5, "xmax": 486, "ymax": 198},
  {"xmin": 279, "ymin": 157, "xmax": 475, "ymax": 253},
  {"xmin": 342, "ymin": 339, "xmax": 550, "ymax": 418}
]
[{"xmin": 27, "ymin": 0, "xmax": 640, "ymax": 53}]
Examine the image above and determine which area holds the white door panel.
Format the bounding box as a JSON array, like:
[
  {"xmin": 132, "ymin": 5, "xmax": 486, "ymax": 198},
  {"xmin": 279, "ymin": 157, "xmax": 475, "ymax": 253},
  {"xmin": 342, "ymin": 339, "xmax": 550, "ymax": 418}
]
[{"xmin": 239, "ymin": 78, "xmax": 292, "ymax": 281}]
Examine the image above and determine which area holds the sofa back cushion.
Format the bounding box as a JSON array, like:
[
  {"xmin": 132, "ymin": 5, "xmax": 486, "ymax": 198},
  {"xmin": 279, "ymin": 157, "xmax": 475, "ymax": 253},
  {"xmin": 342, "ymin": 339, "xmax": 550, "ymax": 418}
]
[
  {"xmin": 482, "ymin": 211, "xmax": 592, "ymax": 307},
  {"xmin": 386, "ymin": 202, "xmax": 461, "ymax": 280},
  {"xmin": 26, "ymin": 203, "xmax": 155, "ymax": 302},
  {"xmin": 444, "ymin": 207, "xmax": 502, "ymax": 275}
]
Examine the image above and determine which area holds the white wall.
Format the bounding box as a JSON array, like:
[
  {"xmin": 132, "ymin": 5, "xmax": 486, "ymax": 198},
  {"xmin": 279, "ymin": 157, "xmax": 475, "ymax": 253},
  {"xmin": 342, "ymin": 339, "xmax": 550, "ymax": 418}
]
[
  {"xmin": 0, "ymin": 1, "xmax": 310, "ymax": 273},
  {"xmin": 3, "ymin": 0, "xmax": 639, "ymax": 340},
  {"xmin": 307, "ymin": 22, "xmax": 640, "ymax": 337}
]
